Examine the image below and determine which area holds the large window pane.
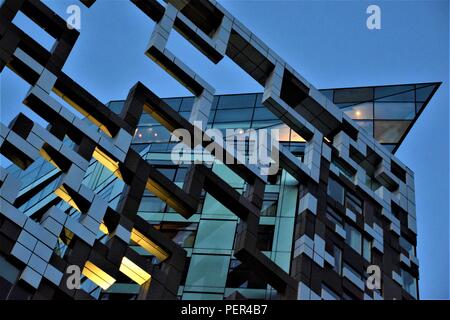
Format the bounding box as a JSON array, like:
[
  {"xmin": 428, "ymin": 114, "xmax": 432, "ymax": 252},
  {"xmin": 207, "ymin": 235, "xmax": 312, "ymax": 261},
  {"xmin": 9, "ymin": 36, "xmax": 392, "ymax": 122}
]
[
  {"xmin": 253, "ymin": 107, "xmax": 276, "ymax": 121},
  {"xmin": 375, "ymin": 102, "xmax": 415, "ymax": 120},
  {"xmin": 214, "ymin": 109, "xmax": 253, "ymax": 123},
  {"xmin": 134, "ymin": 125, "xmax": 171, "ymax": 143},
  {"xmin": 179, "ymin": 97, "xmax": 195, "ymax": 111},
  {"xmin": 345, "ymin": 224, "xmax": 362, "ymax": 254},
  {"xmin": 326, "ymin": 206, "xmax": 343, "ymax": 228},
  {"xmin": 108, "ymin": 101, "xmax": 124, "ymax": 114},
  {"xmin": 415, "ymin": 84, "xmax": 436, "ymax": 102},
  {"xmin": 374, "ymin": 120, "xmax": 410, "ymax": 144},
  {"xmin": 327, "ymin": 178, "xmax": 344, "ymax": 204},
  {"xmin": 342, "ymin": 102, "xmax": 373, "ymax": 120},
  {"xmin": 377, "ymin": 89, "xmax": 415, "ymax": 102},
  {"xmin": 195, "ymin": 220, "xmax": 236, "ymax": 250},
  {"xmin": 400, "ymin": 237, "xmax": 416, "ymax": 257},
  {"xmin": 363, "ymin": 238, "xmax": 371, "ymax": 262},
  {"xmin": 401, "ymin": 269, "xmax": 417, "ymax": 298},
  {"xmin": 156, "ymin": 222, "xmax": 198, "ymax": 248},
  {"xmin": 185, "ymin": 254, "xmax": 230, "ymax": 288},
  {"xmin": 217, "ymin": 94, "xmax": 256, "ymax": 109},
  {"xmin": 374, "ymin": 85, "xmax": 414, "ymax": 100},
  {"xmin": 333, "ymin": 245, "xmax": 342, "ymax": 275},
  {"xmin": 163, "ymin": 98, "xmax": 182, "ymax": 111},
  {"xmin": 138, "ymin": 196, "xmax": 165, "ymax": 212},
  {"xmin": 334, "ymin": 87, "xmax": 373, "ymax": 103},
  {"xmin": 345, "ymin": 192, "xmax": 363, "ymax": 214}
]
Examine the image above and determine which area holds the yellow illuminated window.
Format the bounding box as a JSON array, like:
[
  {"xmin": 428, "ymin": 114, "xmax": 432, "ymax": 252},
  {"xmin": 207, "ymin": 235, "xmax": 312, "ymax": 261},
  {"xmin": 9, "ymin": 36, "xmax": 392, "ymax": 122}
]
[
  {"xmin": 130, "ymin": 229, "xmax": 169, "ymax": 262},
  {"xmin": 119, "ymin": 257, "xmax": 151, "ymax": 285},
  {"xmin": 82, "ymin": 261, "xmax": 116, "ymax": 290}
]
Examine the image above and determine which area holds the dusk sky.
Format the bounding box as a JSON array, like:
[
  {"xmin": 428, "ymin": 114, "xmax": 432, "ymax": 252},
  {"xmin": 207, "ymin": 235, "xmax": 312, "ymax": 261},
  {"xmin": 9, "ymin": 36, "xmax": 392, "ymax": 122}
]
[{"xmin": 0, "ymin": 0, "xmax": 448, "ymax": 299}]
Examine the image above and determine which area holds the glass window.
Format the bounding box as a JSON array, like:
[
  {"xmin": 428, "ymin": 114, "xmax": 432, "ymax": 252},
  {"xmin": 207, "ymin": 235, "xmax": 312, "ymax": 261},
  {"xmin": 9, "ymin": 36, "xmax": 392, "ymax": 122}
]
[
  {"xmin": 139, "ymin": 113, "xmax": 159, "ymax": 125},
  {"xmin": 333, "ymin": 246, "xmax": 342, "ymax": 275},
  {"xmin": 400, "ymin": 237, "xmax": 416, "ymax": 257},
  {"xmin": 355, "ymin": 120, "xmax": 373, "ymax": 135},
  {"xmin": 322, "ymin": 284, "xmax": 340, "ymax": 300},
  {"xmin": 377, "ymin": 90, "xmax": 415, "ymax": 102},
  {"xmin": 163, "ymin": 98, "xmax": 182, "ymax": 111},
  {"xmin": 194, "ymin": 220, "xmax": 236, "ymax": 250},
  {"xmin": 327, "ymin": 178, "xmax": 344, "ymax": 204},
  {"xmin": 185, "ymin": 254, "xmax": 230, "ymax": 288},
  {"xmin": 157, "ymin": 167, "xmax": 176, "ymax": 180},
  {"xmin": 108, "ymin": 101, "xmax": 124, "ymax": 114},
  {"xmin": 290, "ymin": 129, "xmax": 306, "ymax": 142},
  {"xmin": 363, "ymin": 238, "xmax": 372, "ymax": 262},
  {"xmin": 0, "ymin": 255, "xmax": 20, "ymax": 283},
  {"xmin": 134, "ymin": 125, "xmax": 171, "ymax": 143},
  {"xmin": 415, "ymin": 84, "xmax": 436, "ymax": 102},
  {"xmin": 179, "ymin": 97, "xmax": 195, "ymax": 111},
  {"xmin": 326, "ymin": 206, "xmax": 343, "ymax": 229},
  {"xmin": 174, "ymin": 167, "xmax": 189, "ymax": 182},
  {"xmin": 401, "ymin": 269, "xmax": 418, "ymax": 298},
  {"xmin": 257, "ymin": 225, "xmax": 275, "ymax": 251},
  {"xmin": 344, "ymin": 262, "xmax": 363, "ymax": 280},
  {"xmin": 252, "ymin": 107, "xmax": 276, "ymax": 121},
  {"xmin": 345, "ymin": 192, "xmax": 363, "ymax": 214},
  {"xmin": 214, "ymin": 108, "xmax": 253, "ymax": 123},
  {"xmin": 342, "ymin": 102, "xmax": 373, "ymax": 120},
  {"xmin": 374, "ymin": 102, "xmax": 415, "ymax": 120},
  {"xmin": 277, "ymin": 125, "xmax": 291, "ymax": 141},
  {"xmin": 217, "ymin": 94, "xmax": 256, "ymax": 109},
  {"xmin": 374, "ymin": 120, "xmax": 410, "ymax": 144},
  {"xmin": 254, "ymin": 93, "xmax": 265, "ymax": 108},
  {"xmin": 381, "ymin": 144, "xmax": 396, "ymax": 153},
  {"xmin": 374, "ymin": 85, "xmax": 414, "ymax": 100},
  {"xmin": 202, "ymin": 194, "xmax": 233, "ymax": 215},
  {"xmin": 319, "ymin": 89, "xmax": 334, "ymax": 101},
  {"xmin": 331, "ymin": 159, "xmax": 354, "ymax": 180},
  {"xmin": 334, "ymin": 87, "xmax": 373, "ymax": 104},
  {"xmin": 155, "ymin": 222, "xmax": 198, "ymax": 248},
  {"xmin": 345, "ymin": 224, "xmax": 362, "ymax": 254},
  {"xmin": 139, "ymin": 196, "xmax": 165, "ymax": 212},
  {"xmin": 261, "ymin": 193, "xmax": 278, "ymax": 217}
]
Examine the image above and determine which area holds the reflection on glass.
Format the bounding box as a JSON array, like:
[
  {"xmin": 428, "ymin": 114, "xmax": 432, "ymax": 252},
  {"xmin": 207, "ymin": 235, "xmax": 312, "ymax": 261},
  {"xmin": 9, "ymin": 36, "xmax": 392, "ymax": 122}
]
[
  {"xmin": 133, "ymin": 125, "xmax": 171, "ymax": 143},
  {"xmin": 401, "ymin": 269, "xmax": 417, "ymax": 298},
  {"xmin": 185, "ymin": 254, "xmax": 230, "ymax": 288},
  {"xmin": 374, "ymin": 85, "xmax": 414, "ymax": 99},
  {"xmin": 342, "ymin": 102, "xmax": 373, "ymax": 119},
  {"xmin": 290, "ymin": 129, "xmax": 306, "ymax": 142},
  {"xmin": 415, "ymin": 84, "xmax": 436, "ymax": 102},
  {"xmin": 179, "ymin": 97, "xmax": 195, "ymax": 111},
  {"xmin": 163, "ymin": 98, "xmax": 182, "ymax": 110},
  {"xmin": 334, "ymin": 87, "xmax": 373, "ymax": 103},
  {"xmin": 217, "ymin": 94, "xmax": 256, "ymax": 109},
  {"xmin": 374, "ymin": 121, "xmax": 410, "ymax": 143},
  {"xmin": 375, "ymin": 102, "xmax": 415, "ymax": 120},
  {"xmin": 377, "ymin": 89, "xmax": 414, "ymax": 102},
  {"xmin": 214, "ymin": 108, "xmax": 253, "ymax": 122},
  {"xmin": 253, "ymin": 107, "xmax": 276, "ymax": 121},
  {"xmin": 354, "ymin": 120, "xmax": 373, "ymax": 136},
  {"xmin": 195, "ymin": 220, "xmax": 236, "ymax": 250},
  {"xmin": 277, "ymin": 125, "xmax": 291, "ymax": 141}
]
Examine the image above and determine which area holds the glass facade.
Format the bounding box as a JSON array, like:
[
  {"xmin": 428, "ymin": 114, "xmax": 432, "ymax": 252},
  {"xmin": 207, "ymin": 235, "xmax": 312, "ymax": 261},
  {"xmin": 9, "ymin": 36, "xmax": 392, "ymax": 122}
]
[{"xmin": 3, "ymin": 83, "xmax": 435, "ymax": 300}]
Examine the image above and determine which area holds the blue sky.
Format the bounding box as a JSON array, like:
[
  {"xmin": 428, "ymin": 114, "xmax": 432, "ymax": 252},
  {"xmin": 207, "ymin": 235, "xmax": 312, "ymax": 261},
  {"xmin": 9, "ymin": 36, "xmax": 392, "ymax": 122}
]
[{"xmin": 0, "ymin": 0, "xmax": 448, "ymax": 299}]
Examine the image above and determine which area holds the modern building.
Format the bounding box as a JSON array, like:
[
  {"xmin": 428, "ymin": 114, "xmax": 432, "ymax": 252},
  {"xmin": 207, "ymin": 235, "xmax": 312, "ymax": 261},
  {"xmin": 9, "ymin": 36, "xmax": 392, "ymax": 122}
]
[{"xmin": 0, "ymin": 0, "xmax": 440, "ymax": 300}]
